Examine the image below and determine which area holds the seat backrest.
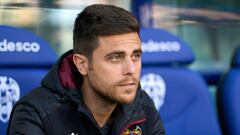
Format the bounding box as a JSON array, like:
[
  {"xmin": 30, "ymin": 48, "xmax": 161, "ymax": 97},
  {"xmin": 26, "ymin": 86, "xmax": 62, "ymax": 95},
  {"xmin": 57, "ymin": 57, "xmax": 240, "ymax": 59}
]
[
  {"xmin": 217, "ymin": 47, "xmax": 240, "ymax": 135},
  {"xmin": 140, "ymin": 28, "xmax": 222, "ymax": 135},
  {"xmin": 0, "ymin": 25, "xmax": 57, "ymax": 134}
]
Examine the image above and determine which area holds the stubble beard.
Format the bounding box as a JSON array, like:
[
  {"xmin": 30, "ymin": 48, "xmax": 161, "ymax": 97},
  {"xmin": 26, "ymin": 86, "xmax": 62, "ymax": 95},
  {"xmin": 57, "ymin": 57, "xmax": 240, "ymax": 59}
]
[
  {"xmin": 87, "ymin": 62, "xmax": 139, "ymax": 105},
  {"xmin": 88, "ymin": 73, "xmax": 139, "ymax": 105}
]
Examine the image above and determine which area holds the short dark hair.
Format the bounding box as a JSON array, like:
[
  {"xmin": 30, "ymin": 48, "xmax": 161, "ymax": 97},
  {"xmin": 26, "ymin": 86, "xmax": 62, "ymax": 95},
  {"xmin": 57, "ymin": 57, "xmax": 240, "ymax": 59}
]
[{"xmin": 73, "ymin": 4, "xmax": 139, "ymax": 59}]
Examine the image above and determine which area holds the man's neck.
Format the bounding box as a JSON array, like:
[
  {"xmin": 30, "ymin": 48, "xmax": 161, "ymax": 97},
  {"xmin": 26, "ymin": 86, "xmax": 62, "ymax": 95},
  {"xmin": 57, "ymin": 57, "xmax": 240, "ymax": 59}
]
[
  {"xmin": 81, "ymin": 81, "xmax": 117, "ymax": 127},
  {"xmin": 88, "ymin": 101, "xmax": 117, "ymax": 127}
]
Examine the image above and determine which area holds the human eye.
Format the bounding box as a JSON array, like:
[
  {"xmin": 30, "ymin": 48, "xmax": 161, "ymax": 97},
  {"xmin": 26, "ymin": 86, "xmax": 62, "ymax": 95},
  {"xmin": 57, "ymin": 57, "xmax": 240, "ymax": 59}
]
[
  {"xmin": 109, "ymin": 54, "xmax": 123, "ymax": 62},
  {"xmin": 132, "ymin": 52, "xmax": 142, "ymax": 61}
]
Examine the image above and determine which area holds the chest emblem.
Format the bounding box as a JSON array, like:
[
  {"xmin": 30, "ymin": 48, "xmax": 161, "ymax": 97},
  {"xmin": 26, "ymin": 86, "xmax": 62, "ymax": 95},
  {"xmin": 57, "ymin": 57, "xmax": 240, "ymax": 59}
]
[{"xmin": 123, "ymin": 126, "xmax": 142, "ymax": 135}]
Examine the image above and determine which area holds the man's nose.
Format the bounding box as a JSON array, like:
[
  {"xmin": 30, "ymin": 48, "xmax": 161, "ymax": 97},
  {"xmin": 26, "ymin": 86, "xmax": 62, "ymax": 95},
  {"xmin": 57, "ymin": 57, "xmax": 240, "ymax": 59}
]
[{"xmin": 122, "ymin": 58, "xmax": 135, "ymax": 75}]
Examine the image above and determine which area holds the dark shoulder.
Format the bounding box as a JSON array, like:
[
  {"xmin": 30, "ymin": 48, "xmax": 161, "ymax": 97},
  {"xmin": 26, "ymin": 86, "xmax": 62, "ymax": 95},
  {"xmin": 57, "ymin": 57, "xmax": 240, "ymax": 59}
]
[
  {"xmin": 14, "ymin": 87, "xmax": 61, "ymax": 118},
  {"xmin": 136, "ymin": 89, "xmax": 156, "ymax": 109},
  {"xmin": 137, "ymin": 90, "xmax": 162, "ymax": 123}
]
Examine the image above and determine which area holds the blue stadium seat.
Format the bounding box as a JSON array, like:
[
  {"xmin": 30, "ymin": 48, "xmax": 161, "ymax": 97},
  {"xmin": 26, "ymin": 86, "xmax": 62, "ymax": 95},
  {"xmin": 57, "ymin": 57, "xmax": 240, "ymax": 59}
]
[
  {"xmin": 0, "ymin": 25, "xmax": 57, "ymax": 134},
  {"xmin": 217, "ymin": 47, "xmax": 240, "ymax": 135},
  {"xmin": 140, "ymin": 28, "xmax": 222, "ymax": 135}
]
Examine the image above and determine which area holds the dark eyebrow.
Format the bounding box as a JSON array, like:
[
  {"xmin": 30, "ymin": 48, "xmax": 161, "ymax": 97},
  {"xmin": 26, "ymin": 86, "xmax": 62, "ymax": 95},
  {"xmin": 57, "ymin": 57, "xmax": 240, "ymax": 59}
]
[
  {"xmin": 105, "ymin": 51, "xmax": 125, "ymax": 58},
  {"xmin": 132, "ymin": 49, "xmax": 142, "ymax": 54},
  {"xmin": 104, "ymin": 48, "xmax": 142, "ymax": 58}
]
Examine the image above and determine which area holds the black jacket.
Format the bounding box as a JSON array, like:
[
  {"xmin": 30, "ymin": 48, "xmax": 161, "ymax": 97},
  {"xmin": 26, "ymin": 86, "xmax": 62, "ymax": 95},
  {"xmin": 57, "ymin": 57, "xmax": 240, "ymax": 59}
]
[{"xmin": 7, "ymin": 50, "xmax": 165, "ymax": 135}]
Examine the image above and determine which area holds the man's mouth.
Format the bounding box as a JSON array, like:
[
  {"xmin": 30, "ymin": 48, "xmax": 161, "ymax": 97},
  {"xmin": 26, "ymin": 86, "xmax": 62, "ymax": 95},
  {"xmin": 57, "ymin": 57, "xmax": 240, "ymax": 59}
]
[
  {"xmin": 119, "ymin": 82, "xmax": 137, "ymax": 90},
  {"xmin": 119, "ymin": 82, "xmax": 136, "ymax": 86}
]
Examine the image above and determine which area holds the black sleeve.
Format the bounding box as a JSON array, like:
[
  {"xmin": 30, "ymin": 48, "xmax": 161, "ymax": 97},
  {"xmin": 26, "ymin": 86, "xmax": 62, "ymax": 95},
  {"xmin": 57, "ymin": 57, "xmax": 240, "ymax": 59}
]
[
  {"xmin": 150, "ymin": 106, "xmax": 166, "ymax": 135},
  {"xmin": 7, "ymin": 103, "xmax": 46, "ymax": 135},
  {"xmin": 142, "ymin": 91, "xmax": 166, "ymax": 135}
]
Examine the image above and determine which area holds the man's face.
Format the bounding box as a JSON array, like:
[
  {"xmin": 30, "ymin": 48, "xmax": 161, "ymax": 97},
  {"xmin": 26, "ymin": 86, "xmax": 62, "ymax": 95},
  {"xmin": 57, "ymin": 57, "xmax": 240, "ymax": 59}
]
[{"xmin": 87, "ymin": 32, "xmax": 142, "ymax": 104}]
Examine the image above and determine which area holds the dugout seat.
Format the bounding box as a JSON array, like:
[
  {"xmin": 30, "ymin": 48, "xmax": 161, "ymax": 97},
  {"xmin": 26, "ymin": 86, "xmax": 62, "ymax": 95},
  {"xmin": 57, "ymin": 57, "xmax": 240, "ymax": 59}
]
[
  {"xmin": 140, "ymin": 28, "xmax": 222, "ymax": 135},
  {"xmin": 0, "ymin": 25, "xmax": 57, "ymax": 134},
  {"xmin": 217, "ymin": 46, "xmax": 240, "ymax": 135}
]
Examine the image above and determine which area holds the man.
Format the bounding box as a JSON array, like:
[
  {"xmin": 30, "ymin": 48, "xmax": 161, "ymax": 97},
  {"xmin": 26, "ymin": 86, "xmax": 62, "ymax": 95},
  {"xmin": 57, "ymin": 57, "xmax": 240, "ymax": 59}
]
[{"xmin": 7, "ymin": 4, "xmax": 165, "ymax": 135}]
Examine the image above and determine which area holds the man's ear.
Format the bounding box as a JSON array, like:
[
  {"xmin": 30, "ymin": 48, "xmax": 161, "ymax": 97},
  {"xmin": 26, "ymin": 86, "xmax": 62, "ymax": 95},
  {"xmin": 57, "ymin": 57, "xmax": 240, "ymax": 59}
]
[{"xmin": 73, "ymin": 54, "xmax": 89, "ymax": 75}]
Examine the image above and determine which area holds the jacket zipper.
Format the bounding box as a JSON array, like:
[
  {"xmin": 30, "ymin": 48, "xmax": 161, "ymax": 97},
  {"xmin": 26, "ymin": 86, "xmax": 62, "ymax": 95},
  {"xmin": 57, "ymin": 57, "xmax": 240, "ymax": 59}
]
[{"xmin": 120, "ymin": 117, "xmax": 146, "ymax": 135}]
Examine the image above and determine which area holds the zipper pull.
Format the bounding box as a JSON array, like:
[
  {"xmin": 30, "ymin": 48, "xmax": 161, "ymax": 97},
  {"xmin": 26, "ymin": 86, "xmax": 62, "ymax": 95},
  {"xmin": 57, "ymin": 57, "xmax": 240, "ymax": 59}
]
[{"xmin": 60, "ymin": 95, "xmax": 69, "ymax": 102}]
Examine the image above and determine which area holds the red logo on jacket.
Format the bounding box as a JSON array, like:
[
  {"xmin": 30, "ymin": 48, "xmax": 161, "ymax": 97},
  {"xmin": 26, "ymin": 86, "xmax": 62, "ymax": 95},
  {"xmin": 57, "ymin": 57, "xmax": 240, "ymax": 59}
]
[{"xmin": 122, "ymin": 126, "xmax": 142, "ymax": 135}]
